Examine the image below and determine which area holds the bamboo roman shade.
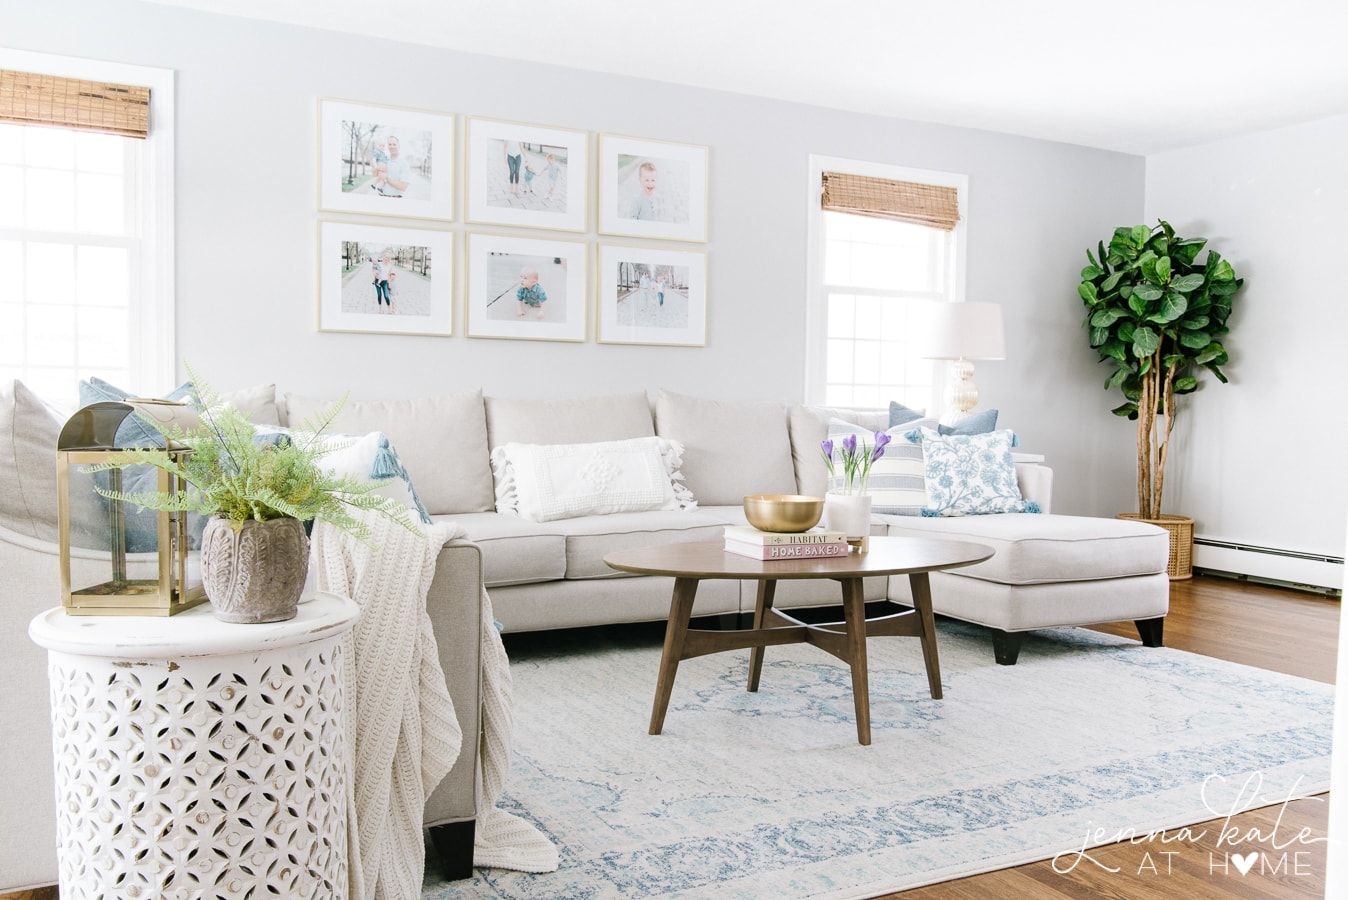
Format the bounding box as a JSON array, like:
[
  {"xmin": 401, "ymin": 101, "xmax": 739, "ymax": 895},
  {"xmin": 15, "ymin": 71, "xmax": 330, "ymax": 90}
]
[
  {"xmin": 820, "ymin": 171, "xmax": 961, "ymax": 231},
  {"xmin": 0, "ymin": 69, "xmax": 150, "ymax": 139}
]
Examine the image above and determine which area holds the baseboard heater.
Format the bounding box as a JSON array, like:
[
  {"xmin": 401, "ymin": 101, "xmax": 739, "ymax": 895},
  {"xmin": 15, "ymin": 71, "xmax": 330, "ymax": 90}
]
[{"xmin": 1193, "ymin": 537, "xmax": 1343, "ymax": 595}]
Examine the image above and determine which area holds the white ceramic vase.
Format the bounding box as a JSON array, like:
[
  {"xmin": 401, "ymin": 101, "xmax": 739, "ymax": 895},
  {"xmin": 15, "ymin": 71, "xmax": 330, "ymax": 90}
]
[{"xmin": 822, "ymin": 492, "xmax": 872, "ymax": 540}]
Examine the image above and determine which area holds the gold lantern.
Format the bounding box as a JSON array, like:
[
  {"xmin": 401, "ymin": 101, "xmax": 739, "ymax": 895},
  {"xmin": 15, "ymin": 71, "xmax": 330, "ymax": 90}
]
[{"xmin": 56, "ymin": 400, "xmax": 207, "ymax": 616}]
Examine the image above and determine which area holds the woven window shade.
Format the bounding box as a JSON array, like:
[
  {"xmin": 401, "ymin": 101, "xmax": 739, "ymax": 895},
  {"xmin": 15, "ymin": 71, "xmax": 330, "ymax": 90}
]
[
  {"xmin": 0, "ymin": 69, "xmax": 150, "ymax": 139},
  {"xmin": 821, "ymin": 171, "xmax": 960, "ymax": 231}
]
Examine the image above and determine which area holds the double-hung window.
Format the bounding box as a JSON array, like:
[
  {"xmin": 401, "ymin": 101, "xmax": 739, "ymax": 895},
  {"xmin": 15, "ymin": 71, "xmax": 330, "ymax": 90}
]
[
  {"xmin": 0, "ymin": 52, "xmax": 174, "ymax": 403},
  {"xmin": 804, "ymin": 156, "xmax": 966, "ymax": 411}
]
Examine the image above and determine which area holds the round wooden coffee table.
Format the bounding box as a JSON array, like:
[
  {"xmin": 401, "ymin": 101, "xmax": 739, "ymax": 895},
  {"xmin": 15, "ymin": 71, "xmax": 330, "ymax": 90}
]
[{"xmin": 604, "ymin": 536, "xmax": 993, "ymax": 745}]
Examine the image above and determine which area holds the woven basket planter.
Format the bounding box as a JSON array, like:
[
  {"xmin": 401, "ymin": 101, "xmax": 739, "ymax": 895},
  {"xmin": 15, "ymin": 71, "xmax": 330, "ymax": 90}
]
[{"xmin": 1117, "ymin": 513, "xmax": 1194, "ymax": 581}]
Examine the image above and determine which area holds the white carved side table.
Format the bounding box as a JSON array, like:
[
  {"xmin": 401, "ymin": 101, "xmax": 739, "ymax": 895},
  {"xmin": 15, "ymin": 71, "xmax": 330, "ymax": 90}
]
[{"xmin": 29, "ymin": 591, "xmax": 359, "ymax": 900}]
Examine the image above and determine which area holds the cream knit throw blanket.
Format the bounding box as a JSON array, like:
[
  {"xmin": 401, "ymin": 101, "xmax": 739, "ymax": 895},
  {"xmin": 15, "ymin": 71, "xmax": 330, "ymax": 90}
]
[{"xmin": 312, "ymin": 515, "xmax": 556, "ymax": 900}]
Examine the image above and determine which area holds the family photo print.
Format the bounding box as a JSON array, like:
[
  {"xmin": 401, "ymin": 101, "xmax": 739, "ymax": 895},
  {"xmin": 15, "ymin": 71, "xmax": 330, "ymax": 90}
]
[
  {"xmin": 318, "ymin": 99, "xmax": 454, "ymax": 220},
  {"xmin": 598, "ymin": 134, "xmax": 708, "ymax": 242},
  {"xmin": 465, "ymin": 117, "xmax": 589, "ymax": 232},
  {"xmin": 466, "ymin": 233, "xmax": 587, "ymax": 341},
  {"xmin": 318, "ymin": 222, "xmax": 452, "ymax": 336},
  {"xmin": 597, "ymin": 244, "xmax": 706, "ymax": 346}
]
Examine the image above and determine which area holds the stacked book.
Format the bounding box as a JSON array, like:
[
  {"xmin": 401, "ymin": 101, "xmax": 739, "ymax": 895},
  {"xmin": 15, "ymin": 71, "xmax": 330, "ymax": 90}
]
[{"xmin": 723, "ymin": 525, "xmax": 851, "ymax": 560}]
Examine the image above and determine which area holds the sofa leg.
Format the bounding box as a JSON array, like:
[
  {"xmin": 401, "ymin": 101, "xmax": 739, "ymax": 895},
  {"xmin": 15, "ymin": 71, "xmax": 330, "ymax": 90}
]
[
  {"xmin": 429, "ymin": 819, "xmax": 476, "ymax": 880},
  {"xmin": 991, "ymin": 630, "xmax": 1022, "ymax": 665},
  {"xmin": 1135, "ymin": 616, "xmax": 1165, "ymax": 648}
]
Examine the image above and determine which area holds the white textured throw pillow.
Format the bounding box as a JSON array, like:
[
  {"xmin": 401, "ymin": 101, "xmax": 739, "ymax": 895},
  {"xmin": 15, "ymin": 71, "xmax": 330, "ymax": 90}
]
[{"xmin": 491, "ymin": 436, "xmax": 697, "ymax": 522}]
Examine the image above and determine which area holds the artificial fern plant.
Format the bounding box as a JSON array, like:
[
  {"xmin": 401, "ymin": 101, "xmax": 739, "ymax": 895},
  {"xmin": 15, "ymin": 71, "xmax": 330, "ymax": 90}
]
[
  {"xmin": 86, "ymin": 371, "xmax": 421, "ymax": 543},
  {"xmin": 1078, "ymin": 220, "xmax": 1244, "ymax": 519}
]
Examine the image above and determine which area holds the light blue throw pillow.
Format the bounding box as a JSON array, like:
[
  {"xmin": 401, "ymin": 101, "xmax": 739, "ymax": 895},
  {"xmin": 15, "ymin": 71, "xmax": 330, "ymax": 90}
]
[
  {"xmin": 904, "ymin": 426, "xmax": 1040, "ymax": 517},
  {"xmin": 938, "ymin": 407, "xmax": 998, "ymax": 436},
  {"xmin": 888, "ymin": 401, "xmax": 927, "ymax": 428},
  {"xmin": 79, "ymin": 376, "xmax": 196, "ymax": 448}
]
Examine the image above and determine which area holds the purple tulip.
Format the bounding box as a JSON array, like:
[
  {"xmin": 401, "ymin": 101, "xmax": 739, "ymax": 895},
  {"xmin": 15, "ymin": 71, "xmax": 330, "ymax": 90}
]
[{"xmin": 871, "ymin": 431, "xmax": 891, "ymax": 461}]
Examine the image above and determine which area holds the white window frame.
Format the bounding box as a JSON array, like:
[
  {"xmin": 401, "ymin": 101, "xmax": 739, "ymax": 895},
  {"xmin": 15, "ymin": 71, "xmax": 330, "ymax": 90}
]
[
  {"xmin": 803, "ymin": 154, "xmax": 968, "ymax": 409},
  {"xmin": 0, "ymin": 48, "xmax": 175, "ymax": 392}
]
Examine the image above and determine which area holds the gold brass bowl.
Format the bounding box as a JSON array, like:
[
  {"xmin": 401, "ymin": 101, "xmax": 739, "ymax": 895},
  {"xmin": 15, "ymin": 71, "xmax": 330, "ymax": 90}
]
[{"xmin": 742, "ymin": 494, "xmax": 825, "ymax": 533}]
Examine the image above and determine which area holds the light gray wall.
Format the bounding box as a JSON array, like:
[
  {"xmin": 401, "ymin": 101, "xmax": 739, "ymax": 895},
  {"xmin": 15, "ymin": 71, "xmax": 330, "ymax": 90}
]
[
  {"xmin": 10, "ymin": 0, "xmax": 1145, "ymax": 516},
  {"xmin": 1145, "ymin": 114, "xmax": 1348, "ymax": 557}
]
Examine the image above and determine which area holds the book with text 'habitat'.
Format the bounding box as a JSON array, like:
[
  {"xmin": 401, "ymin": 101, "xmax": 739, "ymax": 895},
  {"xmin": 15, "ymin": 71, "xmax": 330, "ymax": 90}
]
[
  {"xmin": 723, "ymin": 525, "xmax": 849, "ymax": 546},
  {"xmin": 723, "ymin": 539, "xmax": 852, "ymax": 561}
]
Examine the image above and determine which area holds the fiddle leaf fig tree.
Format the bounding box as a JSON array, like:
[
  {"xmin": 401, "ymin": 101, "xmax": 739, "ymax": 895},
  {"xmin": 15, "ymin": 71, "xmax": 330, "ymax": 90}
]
[{"xmin": 1078, "ymin": 220, "xmax": 1244, "ymax": 519}]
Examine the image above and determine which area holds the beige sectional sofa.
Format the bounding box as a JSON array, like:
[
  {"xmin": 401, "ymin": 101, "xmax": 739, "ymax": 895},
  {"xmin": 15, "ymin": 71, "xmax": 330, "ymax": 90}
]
[{"xmin": 1, "ymin": 380, "xmax": 1170, "ymax": 891}]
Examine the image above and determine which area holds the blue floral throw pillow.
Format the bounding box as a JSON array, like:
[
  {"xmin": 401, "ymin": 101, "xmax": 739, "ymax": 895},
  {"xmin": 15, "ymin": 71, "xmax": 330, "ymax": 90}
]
[{"xmin": 904, "ymin": 427, "xmax": 1040, "ymax": 517}]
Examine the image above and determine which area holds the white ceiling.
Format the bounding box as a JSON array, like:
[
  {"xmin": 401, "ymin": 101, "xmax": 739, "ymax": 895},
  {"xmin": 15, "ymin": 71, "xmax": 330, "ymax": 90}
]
[{"xmin": 145, "ymin": 0, "xmax": 1348, "ymax": 155}]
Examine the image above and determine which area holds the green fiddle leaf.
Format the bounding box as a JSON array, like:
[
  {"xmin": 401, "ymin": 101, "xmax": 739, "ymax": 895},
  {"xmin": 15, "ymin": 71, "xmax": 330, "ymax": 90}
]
[
  {"xmin": 1078, "ymin": 282, "xmax": 1099, "ymax": 304},
  {"xmin": 1129, "ymin": 292, "xmax": 1148, "ymax": 317},
  {"xmin": 1174, "ymin": 376, "xmax": 1199, "ymax": 393},
  {"xmin": 1133, "ymin": 284, "xmax": 1164, "ymax": 302},
  {"xmin": 1130, "ymin": 224, "xmax": 1152, "ymax": 247},
  {"xmin": 1157, "ymin": 292, "xmax": 1188, "ymax": 322},
  {"xmin": 1154, "ymin": 255, "xmax": 1171, "ymax": 284},
  {"xmin": 1180, "ymin": 315, "xmax": 1210, "ymax": 330},
  {"xmin": 1172, "ymin": 238, "xmax": 1205, "ymax": 265},
  {"xmin": 1179, "ymin": 330, "xmax": 1210, "ymax": 349},
  {"xmin": 1118, "ymin": 321, "xmax": 1136, "ymax": 342},
  {"xmin": 1210, "ymin": 281, "xmax": 1240, "ymax": 296},
  {"xmin": 1090, "ymin": 308, "xmax": 1124, "ymax": 327},
  {"xmin": 1107, "ymin": 367, "xmax": 1130, "ymax": 389},
  {"xmin": 1111, "ymin": 402, "xmax": 1140, "ymax": 419},
  {"xmin": 1194, "ymin": 342, "xmax": 1225, "ymax": 364},
  {"xmin": 1170, "ymin": 273, "xmax": 1205, "ymax": 293},
  {"xmin": 1103, "ymin": 339, "xmax": 1128, "ymax": 362},
  {"xmin": 1210, "ymin": 258, "xmax": 1236, "ymax": 282},
  {"xmin": 1090, "ymin": 326, "xmax": 1109, "ymax": 346},
  {"xmin": 1081, "ymin": 265, "xmax": 1104, "ymax": 280},
  {"xmin": 1132, "ymin": 326, "xmax": 1160, "ymax": 357},
  {"xmin": 1101, "ymin": 270, "xmax": 1123, "ymax": 293},
  {"xmin": 1087, "ymin": 248, "xmax": 1100, "ymax": 268}
]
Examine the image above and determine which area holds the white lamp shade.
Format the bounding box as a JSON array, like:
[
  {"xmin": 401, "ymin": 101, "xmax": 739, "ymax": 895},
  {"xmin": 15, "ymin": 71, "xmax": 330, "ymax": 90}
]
[{"xmin": 923, "ymin": 301, "xmax": 1006, "ymax": 360}]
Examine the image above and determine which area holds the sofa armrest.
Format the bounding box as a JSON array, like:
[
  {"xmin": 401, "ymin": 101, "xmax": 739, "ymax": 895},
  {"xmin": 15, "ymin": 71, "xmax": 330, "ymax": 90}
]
[
  {"xmin": 0, "ymin": 524, "xmax": 62, "ymax": 891},
  {"xmin": 423, "ymin": 537, "xmax": 485, "ymax": 830},
  {"xmin": 1015, "ymin": 462, "xmax": 1053, "ymax": 514}
]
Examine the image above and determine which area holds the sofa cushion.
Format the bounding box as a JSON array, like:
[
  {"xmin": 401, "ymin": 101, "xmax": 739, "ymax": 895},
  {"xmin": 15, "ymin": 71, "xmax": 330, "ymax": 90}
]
[
  {"xmin": 788, "ymin": 405, "xmax": 890, "ymax": 498},
  {"xmin": 491, "ymin": 436, "xmax": 695, "ymax": 521},
  {"xmin": 431, "ymin": 512, "xmax": 566, "ymax": 587},
  {"xmin": 882, "ymin": 513, "xmax": 1170, "ymax": 584},
  {"xmin": 286, "ymin": 390, "xmax": 492, "ymax": 515},
  {"xmin": 558, "ymin": 509, "xmax": 734, "ymax": 579},
  {"xmin": 826, "ymin": 419, "xmax": 937, "ymax": 515},
  {"xmin": 1, "ymin": 380, "xmax": 64, "ymax": 542},
  {"xmin": 906, "ymin": 427, "xmax": 1037, "ymax": 516},
  {"xmin": 485, "ymin": 392, "xmax": 654, "ymax": 447},
  {"xmin": 657, "ymin": 390, "xmax": 796, "ymax": 506}
]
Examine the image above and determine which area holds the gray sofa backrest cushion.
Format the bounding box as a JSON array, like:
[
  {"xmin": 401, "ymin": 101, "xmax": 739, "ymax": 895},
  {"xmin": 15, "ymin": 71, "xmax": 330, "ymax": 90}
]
[
  {"xmin": 655, "ymin": 390, "xmax": 796, "ymax": 506},
  {"xmin": 285, "ymin": 389, "xmax": 493, "ymax": 515},
  {"xmin": 788, "ymin": 405, "xmax": 889, "ymax": 497},
  {"xmin": 485, "ymin": 392, "xmax": 655, "ymax": 446}
]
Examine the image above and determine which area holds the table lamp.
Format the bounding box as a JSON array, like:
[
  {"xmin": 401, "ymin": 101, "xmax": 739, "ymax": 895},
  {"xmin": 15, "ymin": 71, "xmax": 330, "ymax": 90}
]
[{"xmin": 923, "ymin": 301, "xmax": 1006, "ymax": 426}]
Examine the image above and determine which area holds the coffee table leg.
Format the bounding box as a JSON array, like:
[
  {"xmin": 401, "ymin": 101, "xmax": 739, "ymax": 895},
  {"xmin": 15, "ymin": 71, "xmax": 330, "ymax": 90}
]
[
  {"xmin": 909, "ymin": 572, "xmax": 944, "ymax": 700},
  {"xmin": 650, "ymin": 576, "xmax": 699, "ymax": 735},
  {"xmin": 746, "ymin": 579, "xmax": 777, "ymax": 693},
  {"xmin": 840, "ymin": 576, "xmax": 872, "ymax": 746}
]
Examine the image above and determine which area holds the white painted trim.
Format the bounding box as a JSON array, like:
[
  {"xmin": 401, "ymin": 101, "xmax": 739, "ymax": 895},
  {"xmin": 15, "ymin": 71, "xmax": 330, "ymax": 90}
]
[
  {"xmin": 803, "ymin": 154, "xmax": 968, "ymax": 406},
  {"xmin": 0, "ymin": 49, "xmax": 175, "ymax": 391}
]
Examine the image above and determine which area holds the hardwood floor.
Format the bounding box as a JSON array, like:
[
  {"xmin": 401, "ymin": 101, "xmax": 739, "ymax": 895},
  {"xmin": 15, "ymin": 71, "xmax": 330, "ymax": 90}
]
[
  {"xmin": 882, "ymin": 575, "xmax": 1340, "ymax": 900},
  {"xmin": 4, "ymin": 575, "xmax": 1337, "ymax": 900}
]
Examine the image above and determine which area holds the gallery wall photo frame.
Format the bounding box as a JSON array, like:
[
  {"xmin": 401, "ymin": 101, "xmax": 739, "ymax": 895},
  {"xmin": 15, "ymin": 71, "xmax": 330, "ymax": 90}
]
[
  {"xmin": 318, "ymin": 221, "xmax": 454, "ymax": 336},
  {"xmin": 465, "ymin": 117, "xmax": 589, "ymax": 232},
  {"xmin": 318, "ymin": 98, "xmax": 455, "ymax": 221},
  {"xmin": 598, "ymin": 134, "xmax": 708, "ymax": 242},
  {"xmin": 466, "ymin": 232, "xmax": 588, "ymax": 342},
  {"xmin": 596, "ymin": 243, "xmax": 707, "ymax": 347}
]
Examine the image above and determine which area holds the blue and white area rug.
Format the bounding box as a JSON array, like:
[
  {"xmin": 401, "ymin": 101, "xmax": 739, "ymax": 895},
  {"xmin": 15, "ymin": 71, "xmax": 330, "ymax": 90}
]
[{"xmin": 423, "ymin": 619, "xmax": 1334, "ymax": 899}]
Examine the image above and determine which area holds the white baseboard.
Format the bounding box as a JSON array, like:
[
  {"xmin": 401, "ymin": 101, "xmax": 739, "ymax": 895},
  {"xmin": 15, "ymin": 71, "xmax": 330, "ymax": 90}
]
[{"xmin": 1193, "ymin": 539, "xmax": 1343, "ymax": 593}]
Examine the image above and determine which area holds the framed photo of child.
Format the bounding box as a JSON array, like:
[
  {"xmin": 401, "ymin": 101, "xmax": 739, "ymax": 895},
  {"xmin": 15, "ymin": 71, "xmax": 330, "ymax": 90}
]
[
  {"xmin": 465, "ymin": 117, "xmax": 589, "ymax": 232},
  {"xmin": 466, "ymin": 232, "xmax": 588, "ymax": 342},
  {"xmin": 318, "ymin": 99, "xmax": 455, "ymax": 221},
  {"xmin": 317, "ymin": 221, "xmax": 453, "ymax": 336},
  {"xmin": 596, "ymin": 244, "xmax": 707, "ymax": 347},
  {"xmin": 598, "ymin": 135, "xmax": 708, "ymax": 243}
]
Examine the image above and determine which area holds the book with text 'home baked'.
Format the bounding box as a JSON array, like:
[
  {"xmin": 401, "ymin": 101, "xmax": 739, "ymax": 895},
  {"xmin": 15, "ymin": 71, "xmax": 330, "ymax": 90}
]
[
  {"xmin": 723, "ymin": 525, "xmax": 849, "ymax": 546},
  {"xmin": 723, "ymin": 538, "xmax": 852, "ymax": 560}
]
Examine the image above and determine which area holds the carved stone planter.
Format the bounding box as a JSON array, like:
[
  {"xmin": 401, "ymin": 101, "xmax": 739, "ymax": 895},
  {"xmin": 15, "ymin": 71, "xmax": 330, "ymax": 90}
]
[{"xmin": 200, "ymin": 516, "xmax": 310, "ymax": 623}]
